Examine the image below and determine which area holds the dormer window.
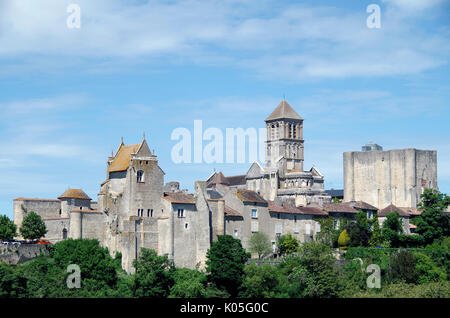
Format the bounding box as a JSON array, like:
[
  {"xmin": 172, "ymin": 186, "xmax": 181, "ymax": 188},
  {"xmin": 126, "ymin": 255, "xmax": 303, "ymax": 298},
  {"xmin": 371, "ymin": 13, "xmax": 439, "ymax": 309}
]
[{"xmin": 137, "ymin": 170, "xmax": 144, "ymax": 183}]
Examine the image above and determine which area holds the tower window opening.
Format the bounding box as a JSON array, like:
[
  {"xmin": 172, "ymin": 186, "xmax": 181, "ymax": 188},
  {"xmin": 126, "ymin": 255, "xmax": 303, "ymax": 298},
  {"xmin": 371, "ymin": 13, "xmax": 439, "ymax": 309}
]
[{"xmin": 137, "ymin": 170, "xmax": 144, "ymax": 183}]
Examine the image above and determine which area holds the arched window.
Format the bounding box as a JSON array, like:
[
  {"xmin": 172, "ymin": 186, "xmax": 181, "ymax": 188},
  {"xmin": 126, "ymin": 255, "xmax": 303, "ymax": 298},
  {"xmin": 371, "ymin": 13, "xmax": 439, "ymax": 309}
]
[
  {"xmin": 137, "ymin": 170, "xmax": 144, "ymax": 183},
  {"xmin": 62, "ymin": 228, "xmax": 68, "ymax": 239}
]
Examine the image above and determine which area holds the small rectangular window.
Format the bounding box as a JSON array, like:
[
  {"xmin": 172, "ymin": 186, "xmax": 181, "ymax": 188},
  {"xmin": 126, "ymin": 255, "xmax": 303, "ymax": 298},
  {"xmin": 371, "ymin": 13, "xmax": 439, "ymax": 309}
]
[
  {"xmin": 251, "ymin": 221, "xmax": 259, "ymax": 233},
  {"xmin": 251, "ymin": 209, "xmax": 257, "ymax": 219},
  {"xmin": 234, "ymin": 229, "xmax": 238, "ymax": 237},
  {"xmin": 178, "ymin": 209, "xmax": 185, "ymax": 218},
  {"xmin": 305, "ymin": 223, "xmax": 311, "ymax": 235}
]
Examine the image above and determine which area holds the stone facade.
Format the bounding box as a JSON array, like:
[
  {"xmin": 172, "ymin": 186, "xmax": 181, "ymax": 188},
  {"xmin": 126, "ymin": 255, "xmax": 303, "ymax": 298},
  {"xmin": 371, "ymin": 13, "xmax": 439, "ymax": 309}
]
[{"xmin": 344, "ymin": 148, "xmax": 438, "ymax": 209}]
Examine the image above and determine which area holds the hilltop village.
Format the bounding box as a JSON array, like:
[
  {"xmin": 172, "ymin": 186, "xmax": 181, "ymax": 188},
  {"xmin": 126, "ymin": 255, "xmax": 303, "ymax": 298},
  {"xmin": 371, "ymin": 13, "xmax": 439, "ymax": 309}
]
[{"xmin": 12, "ymin": 100, "xmax": 439, "ymax": 272}]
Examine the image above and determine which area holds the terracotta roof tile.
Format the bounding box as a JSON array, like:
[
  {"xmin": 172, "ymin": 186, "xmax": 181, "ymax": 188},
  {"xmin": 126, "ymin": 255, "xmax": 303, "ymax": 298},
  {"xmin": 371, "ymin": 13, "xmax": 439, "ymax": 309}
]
[
  {"xmin": 324, "ymin": 202, "xmax": 358, "ymax": 214},
  {"xmin": 70, "ymin": 208, "xmax": 102, "ymax": 213},
  {"xmin": 296, "ymin": 206, "xmax": 328, "ymax": 216},
  {"xmin": 224, "ymin": 205, "xmax": 243, "ymax": 217},
  {"xmin": 227, "ymin": 175, "xmax": 247, "ymax": 186},
  {"xmin": 108, "ymin": 143, "xmax": 140, "ymax": 173},
  {"xmin": 379, "ymin": 204, "xmax": 410, "ymax": 217},
  {"xmin": 14, "ymin": 198, "xmax": 60, "ymax": 202},
  {"xmin": 268, "ymin": 201, "xmax": 290, "ymax": 213},
  {"xmin": 351, "ymin": 201, "xmax": 378, "ymax": 211},
  {"xmin": 399, "ymin": 207, "xmax": 422, "ymax": 216},
  {"xmin": 236, "ymin": 190, "xmax": 267, "ymax": 204},
  {"xmin": 162, "ymin": 192, "xmax": 195, "ymax": 205},
  {"xmin": 58, "ymin": 189, "xmax": 91, "ymax": 200}
]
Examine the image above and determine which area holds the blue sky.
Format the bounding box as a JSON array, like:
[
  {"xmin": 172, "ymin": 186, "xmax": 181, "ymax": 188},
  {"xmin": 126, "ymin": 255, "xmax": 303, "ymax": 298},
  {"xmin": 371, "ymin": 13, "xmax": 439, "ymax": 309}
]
[{"xmin": 0, "ymin": 0, "xmax": 449, "ymax": 218}]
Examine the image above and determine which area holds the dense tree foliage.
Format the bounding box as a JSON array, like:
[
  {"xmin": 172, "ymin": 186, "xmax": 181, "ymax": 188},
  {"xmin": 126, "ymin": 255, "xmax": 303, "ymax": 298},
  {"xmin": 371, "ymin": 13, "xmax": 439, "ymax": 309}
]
[
  {"xmin": 206, "ymin": 235, "xmax": 250, "ymax": 296},
  {"xmin": 19, "ymin": 211, "xmax": 47, "ymax": 240},
  {"xmin": 169, "ymin": 268, "xmax": 207, "ymax": 298},
  {"xmin": 277, "ymin": 234, "xmax": 299, "ymax": 256},
  {"xmin": 248, "ymin": 232, "xmax": 272, "ymax": 259},
  {"xmin": 415, "ymin": 189, "xmax": 450, "ymax": 244},
  {"xmin": 132, "ymin": 248, "xmax": 175, "ymax": 298},
  {"xmin": 53, "ymin": 238, "xmax": 118, "ymax": 291},
  {"xmin": 382, "ymin": 212, "xmax": 403, "ymax": 247},
  {"xmin": 0, "ymin": 215, "xmax": 17, "ymax": 241}
]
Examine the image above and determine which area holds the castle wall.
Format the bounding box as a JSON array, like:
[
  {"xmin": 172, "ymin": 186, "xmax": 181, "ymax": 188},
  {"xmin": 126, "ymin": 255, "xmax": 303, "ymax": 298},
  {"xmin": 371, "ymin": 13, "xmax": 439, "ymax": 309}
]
[
  {"xmin": 120, "ymin": 216, "xmax": 160, "ymax": 273},
  {"xmin": 344, "ymin": 149, "xmax": 438, "ymax": 209},
  {"xmin": 44, "ymin": 218, "xmax": 70, "ymax": 242},
  {"xmin": 13, "ymin": 199, "xmax": 61, "ymax": 238}
]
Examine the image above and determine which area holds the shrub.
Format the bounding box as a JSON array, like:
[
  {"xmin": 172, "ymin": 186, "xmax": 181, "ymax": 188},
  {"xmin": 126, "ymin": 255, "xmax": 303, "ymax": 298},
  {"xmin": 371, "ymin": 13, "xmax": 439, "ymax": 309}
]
[
  {"xmin": 338, "ymin": 230, "xmax": 351, "ymax": 250},
  {"xmin": 414, "ymin": 253, "xmax": 447, "ymax": 284},
  {"xmin": 388, "ymin": 250, "xmax": 418, "ymax": 284}
]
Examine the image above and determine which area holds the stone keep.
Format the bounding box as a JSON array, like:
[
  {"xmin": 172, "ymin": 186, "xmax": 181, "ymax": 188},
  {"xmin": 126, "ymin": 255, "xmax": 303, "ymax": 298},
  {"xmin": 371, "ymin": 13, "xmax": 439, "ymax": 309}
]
[{"xmin": 344, "ymin": 148, "xmax": 438, "ymax": 209}]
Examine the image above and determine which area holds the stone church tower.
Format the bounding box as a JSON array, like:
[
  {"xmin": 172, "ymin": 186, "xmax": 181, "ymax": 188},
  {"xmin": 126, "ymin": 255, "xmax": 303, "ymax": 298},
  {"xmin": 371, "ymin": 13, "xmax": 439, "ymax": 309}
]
[
  {"xmin": 265, "ymin": 99, "xmax": 304, "ymax": 171},
  {"xmin": 246, "ymin": 100, "xmax": 331, "ymax": 206}
]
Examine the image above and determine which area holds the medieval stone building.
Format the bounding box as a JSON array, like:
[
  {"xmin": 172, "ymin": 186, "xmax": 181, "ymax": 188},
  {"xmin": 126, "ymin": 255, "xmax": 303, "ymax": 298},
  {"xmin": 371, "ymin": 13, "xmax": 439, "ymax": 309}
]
[{"xmin": 13, "ymin": 99, "xmax": 425, "ymax": 272}]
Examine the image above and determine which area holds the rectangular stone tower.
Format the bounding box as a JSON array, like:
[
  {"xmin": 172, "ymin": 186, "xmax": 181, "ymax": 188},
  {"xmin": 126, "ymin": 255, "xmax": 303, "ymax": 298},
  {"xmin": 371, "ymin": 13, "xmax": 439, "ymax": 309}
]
[{"xmin": 344, "ymin": 148, "xmax": 438, "ymax": 209}]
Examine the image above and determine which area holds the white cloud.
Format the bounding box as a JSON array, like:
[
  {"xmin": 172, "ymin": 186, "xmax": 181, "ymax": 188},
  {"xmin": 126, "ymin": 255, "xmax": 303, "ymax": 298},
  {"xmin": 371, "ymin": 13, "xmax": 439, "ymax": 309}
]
[
  {"xmin": 383, "ymin": 0, "xmax": 446, "ymax": 12},
  {"xmin": 0, "ymin": 0, "xmax": 447, "ymax": 80}
]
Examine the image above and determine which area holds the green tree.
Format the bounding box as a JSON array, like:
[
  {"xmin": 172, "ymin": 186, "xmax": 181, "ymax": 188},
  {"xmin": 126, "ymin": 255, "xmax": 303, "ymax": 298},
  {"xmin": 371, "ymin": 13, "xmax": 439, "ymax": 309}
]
[
  {"xmin": 0, "ymin": 263, "xmax": 27, "ymax": 298},
  {"xmin": 132, "ymin": 248, "xmax": 175, "ymax": 297},
  {"xmin": 347, "ymin": 211, "xmax": 371, "ymax": 247},
  {"xmin": 388, "ymin": 250, "xmax": 418, "ymax": 284},
  {"xmin": 414, "ymin": 253, "xmax": 447, "ymax": 284},
  {"xmin": 53, "ymin": 239, "xmax": 118, "ymax": 291},
  {"xmin": 169, "ymin": 268, "xmax": 207, "ymax": 298},
  {"xmin": 415, "ymin": 189, "xmax": 450, "ymax": 245},
  {"xmin": 19, "ymin": 211, "xmax": 47, "ymax": 240},
  {"xmin": 277, "ymin": 234, "xmax": 299, "ymax": 256},
  {"xmin": 0, "ymin": 215, "xmax": 17, "ymax": 241},
  {"xmin": 278, "ymin": 242, "xmax": 342, "ymax": 297},
  {"xmin": 368, "ymin": 214, "xmax": 383, "ymax": 247},
  {"xmin": 314, "ymin": 216, "xmax": 336, "ymax": 247},
  {"xmin": 206, "ymin": 235, "xmax": 250, "ymax": 296},
  {"xmin": 382, "ymin": 212, "xmax": 403, "ymax": 247},
  {"xmin": 17, "ymin": 255, "xmax": 69, "ymax": 298},
  {"xmin": 248, "ymin": 232, "xmax": 272, "ymax": 259},
  {"xmin": 241, "ymin": 264, "xmax": 284, "ymax": 298}
]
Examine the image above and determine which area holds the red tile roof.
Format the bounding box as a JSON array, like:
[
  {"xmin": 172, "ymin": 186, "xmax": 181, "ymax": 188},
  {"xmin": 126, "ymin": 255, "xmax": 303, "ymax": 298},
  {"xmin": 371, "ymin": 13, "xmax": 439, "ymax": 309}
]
[
  {"xmin": 351, "ymin": 201, "xmax": 378, "ymax": 211},
  {"xmin": 269, "ymin": 201, "xmax": 328, "ymax": 216},
  {"xmin": 324, "ymin": 202, "xmax": 358, "ymax": 214},
  {"xmin": 58, "ymin": 188, "xmax": 92, "ymax": 201},
  {"xmin": 236, "ymin": 190, "xmax": 267, "ymax": 204},
  {"xmin": 224, "ymin": 205, "xmax": 243, "ymax": 217},
  {"xmin": 162, "ymin": 192, "xmax": 195, "ymax": 205},
  {"xmin": 379, "ymin": 204, "xmax": 410, "ymax": 217},
  {"xmin": 14, "ymin": 198, "xmax": 60, "ymax": 202}
]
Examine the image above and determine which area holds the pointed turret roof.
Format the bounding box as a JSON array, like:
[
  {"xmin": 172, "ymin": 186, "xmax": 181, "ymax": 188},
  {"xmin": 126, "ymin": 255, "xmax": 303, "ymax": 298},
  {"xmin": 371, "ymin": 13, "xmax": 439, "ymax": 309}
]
[{"xmin": 265, "ymin": 100, "xmax": 303, "ymax": 122}]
